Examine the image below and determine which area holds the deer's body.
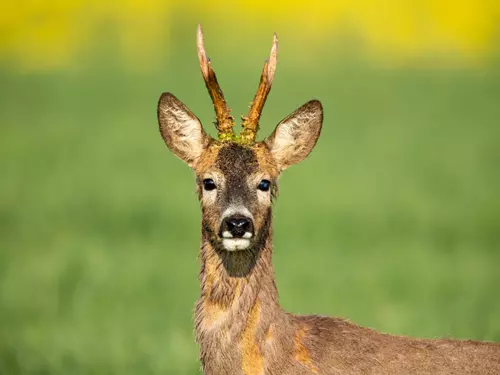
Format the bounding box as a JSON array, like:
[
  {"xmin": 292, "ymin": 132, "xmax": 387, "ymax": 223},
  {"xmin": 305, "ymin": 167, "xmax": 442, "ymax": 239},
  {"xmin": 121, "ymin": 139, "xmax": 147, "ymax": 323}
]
[
  {"xmin": 158, "ymin": 26, "xmax": 500, "ymax": 375},
  {"xmin": 195, "ymin": 201, "xmax": 499, "ymax": 375},
  {"xmin": 191, "ymin": 143, "xmax": 500, "ymax": 375}
]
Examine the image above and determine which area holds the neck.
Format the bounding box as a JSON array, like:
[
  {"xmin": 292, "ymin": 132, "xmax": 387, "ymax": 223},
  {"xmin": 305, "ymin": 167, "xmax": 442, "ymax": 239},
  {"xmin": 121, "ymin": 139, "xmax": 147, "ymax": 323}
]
[
  {"xmin": 195, "ymin": 221, "xmax": 287, "ymax": 373},
  {"xmin": 198, "ymin": 225, "xmax": 279, "ymax": 315}
]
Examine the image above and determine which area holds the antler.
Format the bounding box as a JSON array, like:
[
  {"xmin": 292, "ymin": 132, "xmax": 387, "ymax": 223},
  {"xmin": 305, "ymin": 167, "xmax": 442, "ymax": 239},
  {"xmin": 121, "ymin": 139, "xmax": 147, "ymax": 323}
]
[
  {"xmin": 196, "ymin": 24, "xmax": 235, "ymax": 140},
  {"xmin": 240, "ymin": 33, "xmax": 278, "ymax": 143}
]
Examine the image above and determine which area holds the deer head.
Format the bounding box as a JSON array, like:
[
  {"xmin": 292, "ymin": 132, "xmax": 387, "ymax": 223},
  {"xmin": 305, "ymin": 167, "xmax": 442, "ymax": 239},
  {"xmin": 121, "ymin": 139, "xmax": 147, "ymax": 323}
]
[{"xmin": 158, "ymin": 25, "xmax": 323, "ymax": 253}]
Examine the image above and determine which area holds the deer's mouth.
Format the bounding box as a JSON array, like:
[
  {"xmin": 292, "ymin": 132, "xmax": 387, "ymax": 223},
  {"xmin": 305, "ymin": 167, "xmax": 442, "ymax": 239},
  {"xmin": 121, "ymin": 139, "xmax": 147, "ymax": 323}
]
[
  {"xmin": 222, "ymin": 238, "xmax": 251, "ymax": 251},
  {"xmin": 221, "ymin": 231, "xmax": 253, "ymax": 251}
]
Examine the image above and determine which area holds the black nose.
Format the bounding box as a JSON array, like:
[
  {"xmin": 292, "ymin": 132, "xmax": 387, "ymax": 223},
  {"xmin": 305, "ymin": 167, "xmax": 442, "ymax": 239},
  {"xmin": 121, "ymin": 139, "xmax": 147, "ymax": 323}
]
[{"xmin": 223, "ymin": 216, "xmax": 253, "ymax": 238}]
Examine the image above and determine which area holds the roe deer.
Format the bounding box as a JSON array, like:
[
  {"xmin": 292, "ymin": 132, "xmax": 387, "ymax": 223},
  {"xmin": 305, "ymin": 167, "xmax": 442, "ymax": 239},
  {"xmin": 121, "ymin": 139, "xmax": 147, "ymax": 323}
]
[{"xmin": 157, "ymin": 25, "xmax": 500, "ymax": 375}]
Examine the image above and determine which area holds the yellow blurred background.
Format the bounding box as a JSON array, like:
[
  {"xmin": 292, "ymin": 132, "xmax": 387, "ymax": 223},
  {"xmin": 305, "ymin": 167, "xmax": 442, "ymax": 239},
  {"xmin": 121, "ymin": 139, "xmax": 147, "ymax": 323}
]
[{"xmin": 1, "ymin": 0, "xmax": 499, "ymax": 71}]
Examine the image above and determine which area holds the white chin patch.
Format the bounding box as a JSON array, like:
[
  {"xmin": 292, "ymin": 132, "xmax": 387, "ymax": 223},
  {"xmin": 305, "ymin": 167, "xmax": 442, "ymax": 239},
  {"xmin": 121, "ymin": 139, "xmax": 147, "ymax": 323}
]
[{"xmin": 222, "ymin": 238, "xmax": 251, "ymax": 251}]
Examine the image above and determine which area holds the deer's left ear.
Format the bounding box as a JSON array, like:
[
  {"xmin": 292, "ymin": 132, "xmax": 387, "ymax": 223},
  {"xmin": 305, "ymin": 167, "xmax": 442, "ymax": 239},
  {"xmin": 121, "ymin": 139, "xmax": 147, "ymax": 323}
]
[
  {"xmin": 158, "ymin": 92, "xmax": 211, "ymax": 168},
  {"xmin": 265, "ymin": 100, "xmax": 323, "ymax": 171}
]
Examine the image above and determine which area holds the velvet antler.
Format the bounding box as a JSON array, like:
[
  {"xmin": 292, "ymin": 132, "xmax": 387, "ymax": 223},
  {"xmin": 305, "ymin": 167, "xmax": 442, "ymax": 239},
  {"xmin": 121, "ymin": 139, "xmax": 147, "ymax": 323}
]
[
  {"xmin": 196, "ymin": 24, "xmax": 235, "ymax": 140},
  {"xmin": 240, "ymin": 33, "xmax": 278, "ymax": 143}
]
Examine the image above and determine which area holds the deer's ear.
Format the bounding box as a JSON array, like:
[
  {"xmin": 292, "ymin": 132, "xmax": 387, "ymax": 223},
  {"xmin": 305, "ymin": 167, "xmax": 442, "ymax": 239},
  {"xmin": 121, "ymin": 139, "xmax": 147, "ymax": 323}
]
[
  {"xmin": 158, "ymin": 92, "xmax": 211, "ymax": 167},
  {"xmin": 265, "ymin": 100, "xmax": 323, "ymax": 171}
]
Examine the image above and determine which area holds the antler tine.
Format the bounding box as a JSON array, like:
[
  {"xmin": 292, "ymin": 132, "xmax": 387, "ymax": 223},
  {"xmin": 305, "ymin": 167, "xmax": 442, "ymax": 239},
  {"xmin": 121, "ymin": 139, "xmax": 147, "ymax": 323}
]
[
  {"xmin": 196, "ymin": 24, "xmax": 235, "ymax": 139},
  {"xmin": 240, "ymin": 33, "xmax": 278, "ymax": 143}
]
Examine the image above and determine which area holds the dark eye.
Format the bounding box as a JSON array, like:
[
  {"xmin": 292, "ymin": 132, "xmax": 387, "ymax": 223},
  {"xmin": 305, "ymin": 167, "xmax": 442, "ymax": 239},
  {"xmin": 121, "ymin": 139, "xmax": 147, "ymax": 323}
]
[
  {"xmin": 203, "ymin": 178, "xmax": 216, "ymax": 191},
  {"xmin": 258, "ymin": 179, "xmax": 271, "ymax": 192}
]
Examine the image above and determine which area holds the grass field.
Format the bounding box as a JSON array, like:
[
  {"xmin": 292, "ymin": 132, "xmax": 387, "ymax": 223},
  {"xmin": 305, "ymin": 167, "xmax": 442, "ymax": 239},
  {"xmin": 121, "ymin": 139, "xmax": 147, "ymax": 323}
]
[{"xmin": 1, "ymin": 33, "xmax": 500, "ymax": 374}]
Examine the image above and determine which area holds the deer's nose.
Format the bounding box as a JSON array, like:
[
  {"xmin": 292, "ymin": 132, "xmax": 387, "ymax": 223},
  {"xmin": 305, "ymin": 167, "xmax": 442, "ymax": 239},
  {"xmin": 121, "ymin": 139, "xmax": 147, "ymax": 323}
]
[{"xmin": 222, "ymin": 216, "xmax": 253, "ymax": 238}]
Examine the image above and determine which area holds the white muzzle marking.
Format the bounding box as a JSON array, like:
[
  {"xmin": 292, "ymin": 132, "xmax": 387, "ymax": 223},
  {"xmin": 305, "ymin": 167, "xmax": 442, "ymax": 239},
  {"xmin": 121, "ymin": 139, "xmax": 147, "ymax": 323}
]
[
  {"xmin": 220, "ymin": 206, "xmax": 254, "ymax": 223},
  {"xmin": 222, "ymin": 238, "xmax": 251, "ymax": 251},
  {"xmin": 220, "ymin": 205, "xmax": 254, "ymax": 251}
]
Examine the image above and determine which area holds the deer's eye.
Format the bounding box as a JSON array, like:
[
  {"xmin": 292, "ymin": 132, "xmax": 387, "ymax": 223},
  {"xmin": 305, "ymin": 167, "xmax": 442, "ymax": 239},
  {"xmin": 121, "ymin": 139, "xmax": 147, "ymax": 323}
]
[
  {"xmin": 203, "ymin": 178, "xmax": 216, "ymax": 191},
  {"xmin": 258, "ymin": 179, "xmax": 271, "ymax": 192}
]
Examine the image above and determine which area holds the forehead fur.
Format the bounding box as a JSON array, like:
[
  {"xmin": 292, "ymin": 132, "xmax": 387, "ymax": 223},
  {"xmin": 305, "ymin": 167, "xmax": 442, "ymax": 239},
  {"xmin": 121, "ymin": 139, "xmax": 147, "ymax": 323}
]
[
  {"xmin": 216, "ymin": 143, "xmax": 258, "ymax": 176},
  {"xmin": 195, "ymin": 142, "xmax": 279, "ymax": 176}
]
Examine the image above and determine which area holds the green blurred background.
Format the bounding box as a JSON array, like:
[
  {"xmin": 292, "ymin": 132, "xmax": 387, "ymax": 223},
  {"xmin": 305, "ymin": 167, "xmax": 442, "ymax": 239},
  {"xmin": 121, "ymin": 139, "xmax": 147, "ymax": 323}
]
[{"xmin": 1, "ymin": 1, "xmax": 500, "ymax": 374}]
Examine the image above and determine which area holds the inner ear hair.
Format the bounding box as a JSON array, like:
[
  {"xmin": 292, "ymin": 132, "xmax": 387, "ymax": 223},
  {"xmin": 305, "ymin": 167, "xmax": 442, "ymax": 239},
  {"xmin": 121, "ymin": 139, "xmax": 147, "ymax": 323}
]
[
  {"xmin": 158, "ymin": 92, "xmax": 212, "ymax": 167},
  {"xmin": 265, "ymin": 100, "xmax": 323, "ymax": 171}
]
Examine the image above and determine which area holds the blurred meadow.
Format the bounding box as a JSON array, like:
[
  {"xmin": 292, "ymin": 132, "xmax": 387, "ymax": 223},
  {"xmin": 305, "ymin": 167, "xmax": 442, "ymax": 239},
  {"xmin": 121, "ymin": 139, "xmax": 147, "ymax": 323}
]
[{"xmin": 1, "ymin": 1, "xmax": 500, "ymax": 374}]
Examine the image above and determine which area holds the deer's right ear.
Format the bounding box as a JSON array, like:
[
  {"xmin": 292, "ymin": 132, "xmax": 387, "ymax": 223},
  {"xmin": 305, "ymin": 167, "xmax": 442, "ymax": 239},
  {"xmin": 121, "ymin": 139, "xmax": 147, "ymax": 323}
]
[
  {"xmin": 158, "ymin": 92, "xmax": 211, "ymax": 167},
  {"xmin": 265, "ymin": 100, "xmax": 323, "ymax": 171}
]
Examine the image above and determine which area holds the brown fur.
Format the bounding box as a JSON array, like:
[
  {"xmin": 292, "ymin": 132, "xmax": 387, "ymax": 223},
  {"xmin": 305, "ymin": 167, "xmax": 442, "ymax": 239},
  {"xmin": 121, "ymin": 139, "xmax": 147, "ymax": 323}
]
[
  {"xmin": 294, "ymin": 326, "xmax": 319, "ymax": 373},
  {"xmin": 158, "ymin": 87, "xmax": 500, "ymax": 375},
  {"xmin": 241, "ymin": 300, "xmax": 264, "ymax": 375}
]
